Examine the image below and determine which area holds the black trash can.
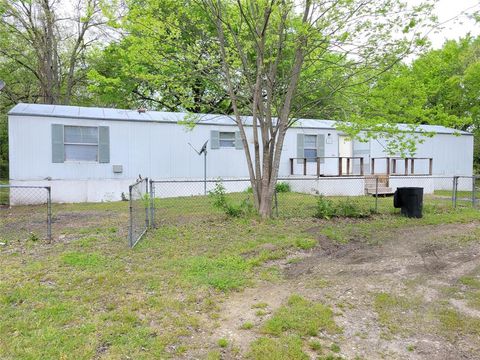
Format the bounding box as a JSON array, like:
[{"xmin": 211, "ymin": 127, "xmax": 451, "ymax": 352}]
[{"xmin": 393, "ymin": 187, "xmax": 423, "ymax": 218}]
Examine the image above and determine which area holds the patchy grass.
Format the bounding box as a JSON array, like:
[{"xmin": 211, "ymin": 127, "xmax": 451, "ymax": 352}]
[
  {"xmin": 320, "ymin": 205, "xmax": 480, "ymax": 244},
  {"xmin": 295, "ymin": 238, "xmax": 317, "ymax": 250},
  {"xmin": 248, "ymin": 335, "xmax": 308, "ymax": 360},
  {"xmin": 262, "ymin": 295, "xmax": 340, "ymax": 337},
  {"xmin": 434, "ymin": 190, "xmax": 473, "ymax": 198},
  {"xmin": 309, "ymin": 339, "xmax": 323, "ymax": 351},
  {"xmin": 438, "ymin": 308, "xmax": 480, "ymax": 337},
  {"xmin": 373, "ymin": 292, "xmax": 423, "ymax": 336},
  {"xmin": 61, "ymin": 251, "xmax": 105, "ymax": 268},
  {"xmin": 0, "ymin": 198, "xmax": 325, "ymax": 359},
  {"xmin": 251, "ymin": 302, "xmax": 269, "ymax": 309},
  {"xmin": 240, "ymin": 322, "xmax": 254, "ymax": 330},
  {"xmin": 181, "ymin": 255, "xmax": 251, "ymax": 291}
]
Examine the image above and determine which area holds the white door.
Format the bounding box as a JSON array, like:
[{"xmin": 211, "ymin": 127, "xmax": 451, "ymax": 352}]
[{"xmin": 339, "ymin": 136, "xmax": 353, "ymax": 174}]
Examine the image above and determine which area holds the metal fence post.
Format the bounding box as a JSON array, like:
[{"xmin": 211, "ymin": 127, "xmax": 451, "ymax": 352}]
[
  {"xmin": 452, "ymin": 176, "xmax": 458, "ymax": 208},
  {"xmin": 46, "ymin": 186, "xmax": 52, "ymax": 242},
  {"xmin": 375, "ymin": 177, "xmax": 379, "ymax": 212},
  {"xmin": 128, "ymin": 185, "xmax": 133, "ymax": 248},
  {"xmin": 149, "ymin": 179, "xmax": 155, "ymax": 228},
  {"xmin": 145, "ymin": 178, "xmax": 149, "ymax": 230},
  {"xmin": 473, "ymin": 176, "xmax": 477, "ymax": 208}
]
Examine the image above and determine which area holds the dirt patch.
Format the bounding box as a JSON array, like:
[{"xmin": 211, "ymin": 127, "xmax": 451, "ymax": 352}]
[{"xmin": 200, "ymin": 221, "xmax": 480, "ymax": 359}]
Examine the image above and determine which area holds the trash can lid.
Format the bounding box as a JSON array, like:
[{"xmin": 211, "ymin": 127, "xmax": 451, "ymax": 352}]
[{"xmin": 396, "ymin": 187, "xmax": 424, "ymax": 190}]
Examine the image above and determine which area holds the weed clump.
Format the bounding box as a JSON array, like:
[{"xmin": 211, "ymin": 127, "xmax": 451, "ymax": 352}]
[
  {"xmin": 314, "ymin": 196, "xmax": 371, "ymax": 219},
  {"xmin": 275, "ymin": 182, "xmax": 291, "ymax": 193},
  {"xmin": 210, "ymin": 182, "xmax": 253, "ymax": 217}
]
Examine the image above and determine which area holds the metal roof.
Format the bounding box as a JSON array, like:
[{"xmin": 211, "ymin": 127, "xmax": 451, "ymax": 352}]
[{"xmin": 8, "ymin": 103, "xmax": 472, "ymax": 135}]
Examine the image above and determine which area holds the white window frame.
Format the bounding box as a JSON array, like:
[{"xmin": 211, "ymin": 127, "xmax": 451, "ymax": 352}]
[
  {"xmin": 304, "ymin": 134, "xmax": 317, "ymax": 162},
  {"xmin": 64, "ymin": 125, "xmax": 99, "ymax": 162},
  {"xmin": 219, "ymin": 131, "xmax": 235, "ymax": 148}
]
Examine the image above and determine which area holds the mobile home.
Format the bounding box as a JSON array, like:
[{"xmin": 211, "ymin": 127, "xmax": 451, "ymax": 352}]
[{"xmin": 8, "ymin": 103, "xmax": 474, "ymax": 203}]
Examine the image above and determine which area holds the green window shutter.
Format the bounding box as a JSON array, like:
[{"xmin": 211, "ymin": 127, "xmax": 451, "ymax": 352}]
[
  {"xmin": 235, "ymin": 131, "xmax": 243, "ymax": 150},
  {"xmin": 317, "ymin": 134, "xmax": 325, "ymax": 163},
  {"xmin": 296, "ymin": 133, "xmax": 304, "ymax": 164},
  {"xmin": 98, "ymin": 126, "xmax": 110, "ymax": 163},
  {"xmin": 52, "ymin": 124, "xmax": 64, "ymax": 163},
  {"xmin": 210, "ymin": 130, "xmax": 220, "ymax": 149}
]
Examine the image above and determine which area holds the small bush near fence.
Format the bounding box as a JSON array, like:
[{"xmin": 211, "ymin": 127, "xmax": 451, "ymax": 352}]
[
  {"xmin": 275, "ymin": 182, "xmax": 291, "ymax": 193},
  {"xmin": 209, "ymin": 182, "xmax": 254, "ymax": 217},
  {"xmin": 314, "ymin": 195, "xmax": 372, "ymax": 219}
]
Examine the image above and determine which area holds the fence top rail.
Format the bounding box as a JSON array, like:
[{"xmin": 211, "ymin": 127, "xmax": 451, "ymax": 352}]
[
  {"xmin": 151, "ymin": 176, "xmax": 373, "ymax": 183},
  {"xmin": 151, "ymin": 178, "xmax": 251, "ymax": 184},
  {"xmin": 149, "ymin": 175, "xmax": 472, "ymax": 184},
  {"xmin": 372, "ymin": 156, "xmax": 433, "ymax": 160},
  {"xmin": 0, "ymin": 185, "xmax": 51, "ymax": 189},
  {"xmin": 289, "ymin": 156, "xmax": 365, "ymax": 160},
  {"xmin": 129, "ymin": 177, "xmax": 148, "ymax": 188}
]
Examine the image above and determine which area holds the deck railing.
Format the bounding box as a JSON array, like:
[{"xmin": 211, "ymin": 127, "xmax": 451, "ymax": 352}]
[
  {"xmin": 289, "ymin": 157, "xmax": 365, "ymax": 177},
  {"xmin": 371, "ymin": 157, "xmax": 433, "ymax": 176}
]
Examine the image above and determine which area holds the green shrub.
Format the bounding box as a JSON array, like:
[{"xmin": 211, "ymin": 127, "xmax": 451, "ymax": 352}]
[
  {"xmin": 275, "ymin": 182, "xmax": 291, "ymax": 193},
  {"xmin": 315, "ymin": 196, "xmax": 370, "ymax": 219},
  {"xmin": 209, "ymin": 182, "xmax": 253, "ymax": 217},
  {"xmin": 335, "ymin": 198, "xmax": 367, "ymax": 218},
  {"xmin": 314, "ymin": 195, "xmax": 335, "ymax": 219}
]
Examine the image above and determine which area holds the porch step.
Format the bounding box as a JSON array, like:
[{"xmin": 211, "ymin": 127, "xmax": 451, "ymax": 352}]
[
  {"xmin": 365, "ymin": 186, "xmax": 394, "ymax": 196},
  {"xmin": 364, "ymin": 175, "xmax": 389, "ymax": 187}
]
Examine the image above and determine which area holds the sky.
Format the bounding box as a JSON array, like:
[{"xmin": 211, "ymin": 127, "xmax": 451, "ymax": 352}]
[{"xmin": 416, "ymin": 0, "xmax": 480, "ymax": 48}]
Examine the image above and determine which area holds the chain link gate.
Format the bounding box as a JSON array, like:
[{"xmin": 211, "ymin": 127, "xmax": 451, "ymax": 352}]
[{"xmin": 128, "ymin": 178, "xmax": 149, "ymax": 247}]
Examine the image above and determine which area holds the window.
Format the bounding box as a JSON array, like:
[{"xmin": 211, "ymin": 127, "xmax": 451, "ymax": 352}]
[
  {"xmin": 304, "ymin": 134, "xmax": 317, "ymax": 162},
  {"xmin": 219, "ymin": 131, "xmax": 235, "ymax": 148},
  {"xmin": 64, "ymin": 126, "xmax": 98, "ymax": 161}
]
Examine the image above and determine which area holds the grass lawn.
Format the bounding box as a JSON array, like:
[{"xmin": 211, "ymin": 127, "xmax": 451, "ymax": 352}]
[
  {"xmin": 1, "ymin": 192, "xmax": 479, "ymax": 359},
  {"xmin": 0, "ymin": 179, "xmax": 8, "ymax": 205}
]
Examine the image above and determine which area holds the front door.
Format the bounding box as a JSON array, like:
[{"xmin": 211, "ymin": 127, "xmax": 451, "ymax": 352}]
[{"xmin": 339, "ymin": 135, "xmax": 352, "ymax": 174}]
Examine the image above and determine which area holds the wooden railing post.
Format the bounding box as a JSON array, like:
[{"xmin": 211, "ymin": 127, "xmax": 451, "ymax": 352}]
[
  {"xmin": 290, "ymin": 158, "xmax": 294, "ymax": 175},
  {"xmin": 386, "ymin": 157, "xmax": 390, "ymax": 175},
  {"xmin": 360, "ymin": 157, "xmax": 364, "ymax": 176},
  {"xmin": 316, "ymin": 157, "xmax": 320, "ymax": 177},
  {"xmin": 429, "ymin": 158, "xmax": 433, "ymax": 176},
  {"xmin": 346, "ymin": 158, "xmax": 351, "ymax": 175},
  {"xmin": 392, "ymin": 159, "xmax": 397, "ymax": 174},
  {"xmin": 371, "ymin": 158, "xmax": 375, "ymax": 175},
  {"xmin": 338, "ymin": 157, "xmax": 343, "ymax": 176},
  {"xmin": 411, "ymin": 158, "xmax": 415, "ymax": 174},
  {"xmin": 404, "ymin": 158, "xmax": 408, "ymax": 175},
  {"xmin": 303, "ymin": 158, "xmax": 307, "ymax": 176}
]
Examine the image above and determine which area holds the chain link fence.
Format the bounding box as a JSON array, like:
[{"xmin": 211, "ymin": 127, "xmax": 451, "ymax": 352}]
[
  {"xmin": 452, "ymin": 176, "xmax": 479, "ymax": 208},
  {"xmin": 148, "ymin": 176, "xmax": 480, "ymax": 228},
  {"xmin": 0, "ymin": 185, "xmax": 52, "ymax": 243},
  {"xmin": 149, "ymin": 179, "xmax": 253, "ymax": 227},
  {"xmin": 128, "ymin": 178, "xmax": 149, "ymax": 247}
]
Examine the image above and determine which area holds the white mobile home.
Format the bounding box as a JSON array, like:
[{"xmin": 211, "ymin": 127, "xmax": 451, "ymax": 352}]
[{"xmin": 8, "ymin": 103, "xmax": 474, "ymax": 203}]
